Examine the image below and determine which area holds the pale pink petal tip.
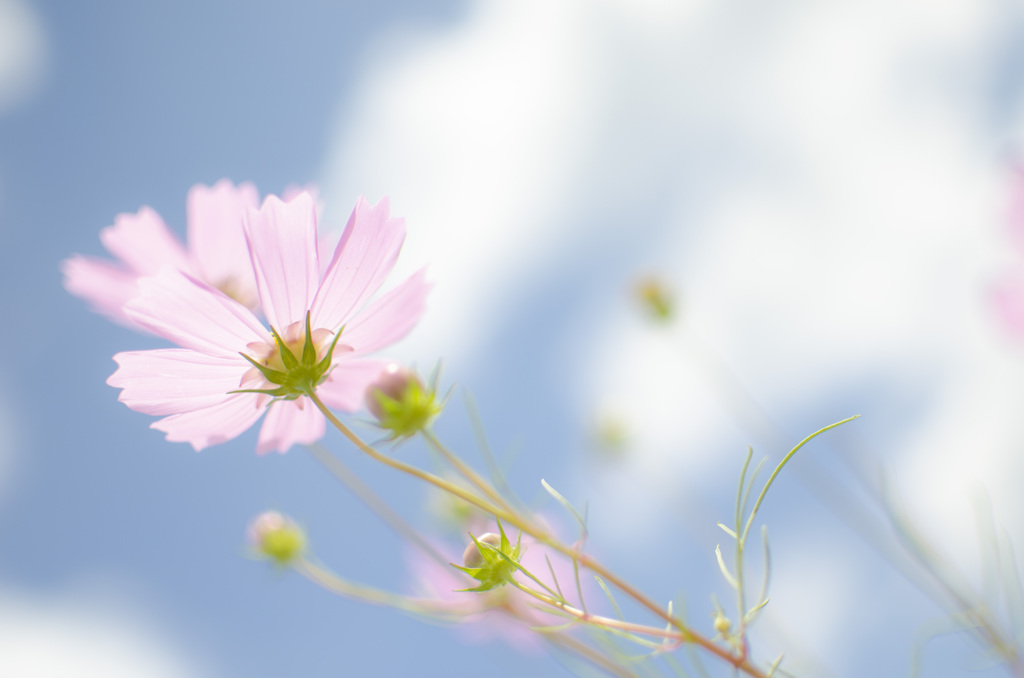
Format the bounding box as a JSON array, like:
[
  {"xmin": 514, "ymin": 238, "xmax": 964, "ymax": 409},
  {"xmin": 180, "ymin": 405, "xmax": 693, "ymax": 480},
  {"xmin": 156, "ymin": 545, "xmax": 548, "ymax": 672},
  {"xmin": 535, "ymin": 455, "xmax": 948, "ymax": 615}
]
[
  {"xmin": 150, "ymin": 394, "xmax": 264, "ymax": 452},
  {"xmin": 99, "ymin": 206, "xmax": 189, "ymax": 275},
  {"xmin": 340, "ymin": 268, "xmax": 432, "ymax": 357},
  {"xmin": 310, "ymin": 195, "xmax": 406, "ymax": 332},
  {"xmin": 60, "ymin": 255, "xmax": 139, "ymax": 326}
]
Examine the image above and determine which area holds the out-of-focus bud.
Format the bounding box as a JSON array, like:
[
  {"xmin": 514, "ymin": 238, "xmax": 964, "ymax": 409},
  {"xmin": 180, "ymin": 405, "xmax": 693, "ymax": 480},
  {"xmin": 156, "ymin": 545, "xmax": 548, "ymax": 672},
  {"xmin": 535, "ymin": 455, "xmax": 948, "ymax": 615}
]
[
  {"xmin": 451, "ymin": 522, "xmax": 523, "ymax": 592},
  {"xmin": 634, "ymin": 275, "xmax": 675, "ymax": 322},
  {"xmin": 248, "ymin": 511, "xmax": 305, "ymax": 566},
  {"xmin": 364, "ymin": 363, "xmax": 440, "ymax": 439},
  {"xmin": 462, "ymin": 532, "xmax": 502, "ymax": 568},
  {"xmin": 713, "ymin": 612, "xmax": 732, "ymax": 635}
]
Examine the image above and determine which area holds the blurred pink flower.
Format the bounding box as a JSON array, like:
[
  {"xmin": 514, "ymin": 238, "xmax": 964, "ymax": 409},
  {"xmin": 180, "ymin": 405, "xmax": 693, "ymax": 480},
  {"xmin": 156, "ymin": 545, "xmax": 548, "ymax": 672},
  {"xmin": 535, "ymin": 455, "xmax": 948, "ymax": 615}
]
[
  {"xmin": 993, "ymin": 274, "xmax": 1024, "ymax": 339},
  {"xmin": 993, "ymin": 168, "xmax": 1024, "ymax": 341},
  {"xmin": 107, "ymin": 192, "xmax": 429, "ymax": 454},
  {"xmin": 62, "ymin": 179, "xmax": 263, "ymax": 327}
]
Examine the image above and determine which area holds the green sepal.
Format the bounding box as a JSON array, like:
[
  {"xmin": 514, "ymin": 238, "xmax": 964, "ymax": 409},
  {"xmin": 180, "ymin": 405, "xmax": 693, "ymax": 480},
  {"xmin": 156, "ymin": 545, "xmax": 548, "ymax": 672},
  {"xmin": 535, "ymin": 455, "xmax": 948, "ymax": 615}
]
[
  {"xmin": 314, "ymin": 323, "xmax": 346, "ymax": 376},
  {"xmin": 226, "ymin": 387, "xmax": 303, "ymax": 404},
  {"xmin": 270, "ymin": 325, "xmax": 300, "ymax": 371},
  {"xmin": 371, "ymin": 374, "xmax": 440, "ymax": 440},
  {"xmin": 232, "ymin": 316, "xmax": 347, "ymax": 402},
  {"xmin": 238, "ymin": 352, "xmax": 289, "ymax": 386},
  {"xmin": 450, "ymin": 520, "xmax": 523, "ymax": 592},
  {"xmin": 301, "ymin": 312, "xmax": 317, "ymax": 365}
]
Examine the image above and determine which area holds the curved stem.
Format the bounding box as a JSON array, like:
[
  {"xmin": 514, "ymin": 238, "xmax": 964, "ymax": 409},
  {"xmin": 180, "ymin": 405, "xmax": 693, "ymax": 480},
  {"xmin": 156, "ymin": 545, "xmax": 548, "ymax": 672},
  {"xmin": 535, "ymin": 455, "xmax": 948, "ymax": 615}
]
[
  {"xmin": 295, "ymin": 558, "xmax": 473, "ymax": 619},
  {"xmin": 307, "ymin": 393, "xmax": 769, "ymax": 678},
  {"xmin": 305, "ymin": 442, "xmax": 450, "ymax": 568},
  {"xmin": 421, "ymin": 428, "xmax": 517, "ymax": 516}
]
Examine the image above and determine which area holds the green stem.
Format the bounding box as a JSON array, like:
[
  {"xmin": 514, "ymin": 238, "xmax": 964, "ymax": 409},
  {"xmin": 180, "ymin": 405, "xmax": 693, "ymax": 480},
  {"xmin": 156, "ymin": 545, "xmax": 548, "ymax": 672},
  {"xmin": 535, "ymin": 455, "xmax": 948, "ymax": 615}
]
[
  {"xmin": 295, "ymin": 558, "xmax": 472, "ymax": 619},
  {"xmin": 307, "ymin": 392, "xmax": 770, "ymax": 678},
  {"xmin": 305, "ymin": 442, "xmax": 450, "ymax": 568},
  {"xmin": 421, "ymin": 428, "xmax": 517, "ymax": 517}
]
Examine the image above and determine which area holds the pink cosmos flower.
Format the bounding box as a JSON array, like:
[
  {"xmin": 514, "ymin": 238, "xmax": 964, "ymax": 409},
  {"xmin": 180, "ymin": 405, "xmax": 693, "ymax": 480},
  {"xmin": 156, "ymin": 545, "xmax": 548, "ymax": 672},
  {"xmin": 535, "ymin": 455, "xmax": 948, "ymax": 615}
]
[
  {"xmin": 61, "ymin": 179, "xmax": 263, "ymax": 326},
  {"xmin": 106, "ymin": 191, "xmax": 429, "ymax": 454}
]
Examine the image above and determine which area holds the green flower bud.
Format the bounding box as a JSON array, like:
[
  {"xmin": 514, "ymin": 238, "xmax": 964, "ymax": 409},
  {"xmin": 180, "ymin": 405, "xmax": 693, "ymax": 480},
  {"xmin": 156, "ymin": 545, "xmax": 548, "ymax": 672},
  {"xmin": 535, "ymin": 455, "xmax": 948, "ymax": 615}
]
[
  {"xmin": 365, "ymin": 363, "xmax": 440, "ymax": 439},
  {"xmin": 451, "ymin": 521, "xmax": 523, "ymax": 592},
  {"xmin": 248, "ymin": 511, "xmax": 305, "ymax": 566}
]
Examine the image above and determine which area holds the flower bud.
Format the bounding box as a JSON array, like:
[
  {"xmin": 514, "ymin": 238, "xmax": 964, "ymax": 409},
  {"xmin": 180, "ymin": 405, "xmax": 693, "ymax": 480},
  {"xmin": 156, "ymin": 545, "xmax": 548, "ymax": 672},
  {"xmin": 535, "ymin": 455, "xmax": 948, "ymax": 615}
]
[
  {"xmin": 635, "ymin": 276, "xmax": 675, "ymax": 321},
  {"xmin": 364, "ymin": 363, "xmax": 440, "ymax": 439},
  {"xmin": 713, "ymin": 612, "xmax": 732, "ymax": 635},
  {"xmin": 462, "ymin": 532, "xmax": 502, "ymax": 568},
  {"xmin": 451, "ymin": 522, "xmax": 523, "ymax": 592},
  {"xmin": 248, "ymin": 511, "xmax": 305, "ymax": 566}
]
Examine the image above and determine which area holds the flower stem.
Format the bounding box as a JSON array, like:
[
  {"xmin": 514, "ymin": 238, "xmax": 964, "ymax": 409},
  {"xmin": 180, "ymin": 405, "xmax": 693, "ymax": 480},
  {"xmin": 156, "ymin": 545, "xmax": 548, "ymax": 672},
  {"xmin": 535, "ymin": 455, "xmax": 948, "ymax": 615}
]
[
  {"xmin": 307, "ymin": 392, "xmax": 769, "ymax": 678},
  {"xmin": 305, "ymin": 442, "xmax": 450, "ymax": 568},
  {"xmin": 295, "ymin": 557, "xmax": 473, "ymax": 620},
  {"xmin": 421, "ymin": 428, "xmax": 518, "ymax": 517}
]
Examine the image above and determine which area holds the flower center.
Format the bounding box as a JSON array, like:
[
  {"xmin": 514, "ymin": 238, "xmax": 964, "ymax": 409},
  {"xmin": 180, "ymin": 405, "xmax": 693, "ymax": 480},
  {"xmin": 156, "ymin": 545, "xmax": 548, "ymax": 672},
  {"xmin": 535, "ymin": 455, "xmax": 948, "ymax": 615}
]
[
  {"xmin": 215, "ymin": 276, "xmax": 258, "ymax": 310},
  {"xmin": 232, "ymin": 312, "xmax": 350, "ymax": 402}
]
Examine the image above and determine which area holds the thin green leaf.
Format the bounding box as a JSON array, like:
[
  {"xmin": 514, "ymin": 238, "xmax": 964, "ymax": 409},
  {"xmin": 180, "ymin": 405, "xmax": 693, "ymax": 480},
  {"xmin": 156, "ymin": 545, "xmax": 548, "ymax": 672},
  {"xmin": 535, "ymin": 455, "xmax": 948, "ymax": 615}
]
[
  {"xmin": 743, "ymin": 598, "xmax": 770, "ymax": 626},
  {"xmin": 541, "ymin": 478, "xmax": 589, "ymax": 539},
  {"xmin": 742, "ymin": 415, "xmax": 860, "ymax": 542},
  {"xmin": 573, "ymin": 553, "xmax": 589, "ymax": 615},
  {"xmin": 741, "ymin": 456, "xmax": 768, "ymax": 527},
  {"xmin": 595, "ymin": 576, "xmax": 625, "ymax": 620},
  {"xmin": 717, "ymin": 522, "xmax": 738, "ymax": 540},
  {"xmin": 766, "ymin": 654, "xmax": 784, "ymax": 677},
  {"xmin": 491, "ymin": 547, "xmax": 562, "ymax": 600},
  {"xmin": 545, "ymin": 554, "xmax": 566, "ymax": 601},
  {"xmin": 734, "ymin": 447, "xmax": 753, "ymax": 541},
  {"xmin": 715, "ymin": 545, "xmax": 738, "ymax": 590}
]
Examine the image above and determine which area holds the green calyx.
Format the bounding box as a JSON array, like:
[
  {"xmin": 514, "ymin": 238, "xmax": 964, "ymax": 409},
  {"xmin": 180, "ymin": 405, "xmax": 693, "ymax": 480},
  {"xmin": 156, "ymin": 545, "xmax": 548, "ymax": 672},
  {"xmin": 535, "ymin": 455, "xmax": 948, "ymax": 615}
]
[
  {"xmin": 451, "ymin": 520, "xmax": 523, "ymax": 593},
  {"xmin": 259, "ymin": 523, "xmax": 306, "ymax": 566},
  {"xmin": 231, "ymin": 312, "xmax": 344, "ymax": 401},
  {"xmin": 370, "ymin": 374, "xmax": 440, "ymax": 440}
]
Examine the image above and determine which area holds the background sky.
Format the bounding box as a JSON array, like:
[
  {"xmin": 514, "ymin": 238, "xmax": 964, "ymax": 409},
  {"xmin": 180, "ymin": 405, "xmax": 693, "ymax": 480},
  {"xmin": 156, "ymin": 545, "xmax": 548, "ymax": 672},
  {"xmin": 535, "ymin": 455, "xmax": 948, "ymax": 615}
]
[{"xmin": 3, "ymin": 0, "xmax": 1024, "ymax": 676}]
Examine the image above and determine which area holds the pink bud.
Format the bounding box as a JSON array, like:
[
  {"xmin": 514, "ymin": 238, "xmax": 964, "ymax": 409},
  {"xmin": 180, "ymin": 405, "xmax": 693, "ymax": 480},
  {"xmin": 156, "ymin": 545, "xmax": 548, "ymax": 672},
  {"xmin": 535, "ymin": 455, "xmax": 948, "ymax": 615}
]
[
  {"xmin": 462, "ymin": 532, "xmax": 502, "ymax": 568},
  {"xmin": 364, "ymin": 363, "xmax": 424, "ymax": 419}
]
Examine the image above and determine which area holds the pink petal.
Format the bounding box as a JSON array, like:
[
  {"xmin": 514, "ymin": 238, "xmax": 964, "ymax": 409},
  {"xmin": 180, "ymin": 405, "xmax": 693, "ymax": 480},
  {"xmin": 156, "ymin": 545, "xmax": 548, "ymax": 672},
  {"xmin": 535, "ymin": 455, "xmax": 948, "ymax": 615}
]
[
  {"xmin": 125, "ymin": 268, "xmax": 270, "ymax": 358},
  {"xmin": 993, "ymin": 275, "xmax": 1024, "ymax": 340},
  {"xmin": 317, "ymin": 230, "xmax": 339, "ymax": 281},
  {"xmin": 256, "ymin": 397, "xmax": 326, "ymax": 455},
  {"xmin": 99, "ymin": 206, "xmax": 190, "ymax": 275},
  {"xmin": 311, "ymin": 197, "xmax": 406, "ymax": 332},
  {"xmin": 339, "ymin": 269, "xmax": 431, "ymax": 357},
  {"xmin": 151, "ymin": 393, "xmax": 265, "ymax": 451},
  {"xmin": 60, "ymin": 255, "xmax": 139, "ymax": 326},
  {"xmin": 108, "ymin": 349, "xmax": 247, "ymax": 416},
  {"xmin": 244, "ymin": 192, "xmax": 320, "ymax": 331},
  {"xmin": 187, "ymin": 179, "xmax": 261, "ymax": 308},
  {"xmin": 317, "ymin": 359, "xmax": 392, "ymax": 412}
]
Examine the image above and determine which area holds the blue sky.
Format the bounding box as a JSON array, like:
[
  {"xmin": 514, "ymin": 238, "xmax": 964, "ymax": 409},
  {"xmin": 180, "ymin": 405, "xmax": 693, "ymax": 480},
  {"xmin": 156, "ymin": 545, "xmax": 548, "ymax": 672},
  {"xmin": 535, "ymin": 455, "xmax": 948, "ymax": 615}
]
[{"xmin": 3, "ymin": 1, "xmax": 1024, "ymax": 676}]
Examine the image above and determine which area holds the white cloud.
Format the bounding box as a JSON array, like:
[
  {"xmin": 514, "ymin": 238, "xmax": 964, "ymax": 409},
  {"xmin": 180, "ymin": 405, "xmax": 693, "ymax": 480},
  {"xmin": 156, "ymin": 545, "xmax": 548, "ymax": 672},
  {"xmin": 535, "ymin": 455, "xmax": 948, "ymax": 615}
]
[
  {"xmin": 0, "ymin": 587, "xmax": 209, "ymax": 678},
  {"xmin": 320, "ymin": 0, "xmax": 606, "ymax": 369},
  {"xmin": 321, "ymin": 0, "xmax": 1024, "ymax": 669},
  {"xmin": 0, "ymin": 0, "xmax": 48, "ymax": 114}
]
